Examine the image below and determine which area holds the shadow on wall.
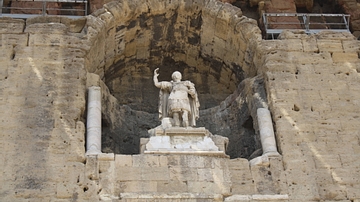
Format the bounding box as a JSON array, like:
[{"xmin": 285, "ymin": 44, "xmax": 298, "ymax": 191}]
[
  {"xmin": 101, "ymin": 72, "xmax": 267, "ymax": 159},
  {"xmin": 197, "ymin": 76, "xmax": 268, "ymax": 159}
]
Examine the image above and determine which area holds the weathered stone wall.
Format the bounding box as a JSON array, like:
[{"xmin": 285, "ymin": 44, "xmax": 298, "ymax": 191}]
[
  {"xmin": 256, "ymin": 30, "xmax": 360, "ymax": 201},
  {"xmin": 1, "ymin": 0, "xmax": 360, "ymax": 201},
  {"xmin": 79, "ymin": 153, "xmax": 288, "ymax": 201},
  {"xmin": 96, "ymin": 154, "xmax": 231, "ymax": 200},
  {"xmin": 0, "ymin": 1, "xmax": 264, "ymax": 200},
  {"xmin": 0, "ymin": 18, "xmax": 89, "ymax": 201}
]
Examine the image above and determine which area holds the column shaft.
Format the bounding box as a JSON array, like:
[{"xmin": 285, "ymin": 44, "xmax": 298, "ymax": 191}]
[
  {"xmin": 257, "ymin": 108, "xmax": 280, "ymax": 156},
  {"xmin": 86, "ymin": 86, "xmax": 102, "ymax": 155}
]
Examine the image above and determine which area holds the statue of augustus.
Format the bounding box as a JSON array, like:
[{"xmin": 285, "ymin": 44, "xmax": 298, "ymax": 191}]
[{"xmin": 153, "ymin": 68, "xmax": 200, "ymax": 127}]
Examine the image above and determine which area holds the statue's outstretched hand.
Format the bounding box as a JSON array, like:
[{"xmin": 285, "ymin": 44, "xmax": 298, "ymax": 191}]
[{"xmin": 154, "ymin": 68, "xmax": 159, "ymax": 77}]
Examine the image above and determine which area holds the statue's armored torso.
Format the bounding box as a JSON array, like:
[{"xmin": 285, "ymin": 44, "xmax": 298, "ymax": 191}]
[{"xmin": 168, "ymin": 81, "xmax": 191, "ymax": 113}]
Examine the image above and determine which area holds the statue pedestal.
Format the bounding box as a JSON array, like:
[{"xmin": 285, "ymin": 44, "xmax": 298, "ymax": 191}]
[{"xmin": 141, "ymin": 127, "xmax": 228, "ymax": 157}]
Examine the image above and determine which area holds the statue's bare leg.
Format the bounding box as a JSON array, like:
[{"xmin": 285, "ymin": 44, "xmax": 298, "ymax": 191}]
[
  {"xmin": 173, "ymin": 112, "xmax": 180, "ymax": 127},
  {"xmin": 182, "ymin": 110, "xmax": 189, "ymax": 127}
]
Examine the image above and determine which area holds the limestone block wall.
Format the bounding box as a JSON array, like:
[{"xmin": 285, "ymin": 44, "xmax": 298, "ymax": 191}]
[
  {"xmin": 0, "ymin": 0, "xmax": 264, "ymax": 200},
  {"xmin": 81, "ymin": 152, "xmax": 289, "ymax": 201},
  {"xmin": 95, "ymin": 154, "xmax": 231, "ymax": 201},
  {"xmin": 256, "ymin": 31, "xmax": 360, "ymax": 201},
  {"xmin": 1, "ymin": 0, "xmax": 360, "ymax": 201},
  {"xmin": 0, "ymin": 18, "xmax": 90, "ymax": 201}
]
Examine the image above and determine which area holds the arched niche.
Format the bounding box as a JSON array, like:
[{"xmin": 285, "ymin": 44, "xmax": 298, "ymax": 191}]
[{"xmin": 84, "ymin": 0, "xmax": 265, "ymax": 158}]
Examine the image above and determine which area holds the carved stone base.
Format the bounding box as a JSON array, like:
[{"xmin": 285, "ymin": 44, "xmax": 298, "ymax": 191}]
[{"xmin": 142, "ymin": 126, "xmax": 228, "ymax": 157}]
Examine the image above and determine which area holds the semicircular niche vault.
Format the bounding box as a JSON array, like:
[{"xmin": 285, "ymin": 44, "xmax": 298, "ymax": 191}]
[{"xmin": 86, "ymin": 0, "xmax": 265, "ymax": 158}]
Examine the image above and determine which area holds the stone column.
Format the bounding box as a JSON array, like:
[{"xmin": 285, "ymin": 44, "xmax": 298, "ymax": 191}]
[
  {"xmin": 257, "ymin": 108, "xmax": 280, "ymax": 157},
  {"xmin": 86, "ymin": 86, "xmax": 102, "ymax": 155}
]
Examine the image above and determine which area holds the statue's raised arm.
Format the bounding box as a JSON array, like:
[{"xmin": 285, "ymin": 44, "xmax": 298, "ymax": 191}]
[
  {"xmin": 153, "ymin": 68, "xmax": 160, "ymax": 88},
  {"xmin": 153, "ymin": 69, "xmax": 199, "ymax": 127}
]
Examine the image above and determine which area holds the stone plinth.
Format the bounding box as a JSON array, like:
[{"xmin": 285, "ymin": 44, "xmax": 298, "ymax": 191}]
[{"xmin": 143, "ymin": 127, "xmax": 228, "ymax": 157}]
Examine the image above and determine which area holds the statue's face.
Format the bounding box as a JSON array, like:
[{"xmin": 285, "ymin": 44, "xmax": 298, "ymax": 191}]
[{"xmin": 172, "ymin": 71, "xmax": 182, "ymax": 81}]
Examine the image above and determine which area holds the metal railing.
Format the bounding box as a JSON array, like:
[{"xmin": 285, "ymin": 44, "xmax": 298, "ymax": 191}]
[
  {"xmin": 0, "ymin": 0, "xmax": 87, "ymax": 19},
  {"xmin": 263, "ymin": 13, "xmax": 351, "ymax": 39}
]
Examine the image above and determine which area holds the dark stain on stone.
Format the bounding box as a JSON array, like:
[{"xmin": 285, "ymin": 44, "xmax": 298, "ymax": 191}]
[
  {"xmin": 242, "ymin": 116, "xmax": 254, "ymax": 129},
  {"xmin": 153, "ymin": 14, "xmax": 166, "ymax": 41},
  {"xmin": 116, "ymin": 25, "xmax": 126, "ymax": 32},
  {"xmin": 139, "ymin": 13, "xmax": 148, "ymax": 28},
  {"xmin": 205, "ymin": 56, "xmax": 223, "ymax": 72},
  {"xmin": 188, "ymin": 33, "xmax": 200, "ymax": 45},
  {"xmin": 105, "ymin": 59, "xmax": 138, "ymax": 83},
  {"xmin": 150, "ymin": 49, "xmax": 163, "ymax": 58},
  {"xmin": 199, "ymin": 72, "xmax": 209, "ymax": 94},
  {"xmin": 190, "ymin": 12, "xmax": 203, "ymax": 29},
  {"xmin": 166, "ymin": 12, "xmax": 178, "ymax": 42},
  {"xmin": 202, "ymin": 56, "xmax": 223, "ymax": 82},
  {"xmin": 127, "ymin": 19, "xmax": 137, "ymax": 29},
  {"xmin": 104, "ymin": 59, "xmax": 125, "ymax": 82},
  {"xmin": 232, "ymin": 63, "xmax": 245, "ymax": 83},
  {"xmin": 16, "ymin": 177, "xmax": 43, "ymax": 189},
  {"xmin": 160, "ymin": 56, "xmax": 186, "ymax": 75},
  {"xmin": 72, "ymin": 192, "xmax": 78, "ymax": 202}
]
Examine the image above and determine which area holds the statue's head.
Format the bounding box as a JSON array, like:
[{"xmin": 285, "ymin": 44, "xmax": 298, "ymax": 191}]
[{"xmin": 172, "ymin": 71, "xmax": 182, "ymax": 82}]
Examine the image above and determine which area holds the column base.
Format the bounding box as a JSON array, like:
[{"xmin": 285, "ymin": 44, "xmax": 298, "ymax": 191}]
[
  {"xmin": 263, "ymin": 151, "xmax": 281, "ymax": 157},
  {"xmin": 86, "ymin": 149, "xmax": 101, "ymax": 156}
]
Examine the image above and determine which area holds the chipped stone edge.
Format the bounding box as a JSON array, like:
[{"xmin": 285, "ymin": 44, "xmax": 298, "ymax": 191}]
[
  {"xmin": 120, "ymin": 192, "xmax": 223, "ymax": 199},
  {"xmin": 225, "ymin": 194, "xmax": 289, "ymax": 201}
]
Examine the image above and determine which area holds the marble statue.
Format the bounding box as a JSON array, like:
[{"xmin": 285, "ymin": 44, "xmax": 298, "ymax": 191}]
[
  {"xmin": 153, "ymin": 68, "xmax": 200, "ymax": 127},
  {"xmin": 140, "ymin": 69, "xmax": 227, "ymax": 157}
]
